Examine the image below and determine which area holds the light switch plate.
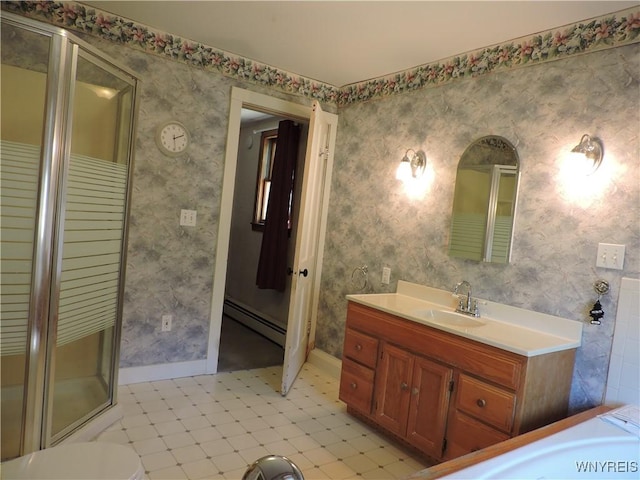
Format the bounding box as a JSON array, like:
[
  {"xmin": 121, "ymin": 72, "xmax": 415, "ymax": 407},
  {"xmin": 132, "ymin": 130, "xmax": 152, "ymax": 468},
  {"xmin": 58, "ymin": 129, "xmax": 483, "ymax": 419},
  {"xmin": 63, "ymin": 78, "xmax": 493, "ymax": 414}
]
[
  {"xmin": 180, "ymin": 209, "xmax": 197, "ymax": 227},
  {"xmin": 381, "ymin": 267, "xmax": 391, "ymax": 285},
  {"xmin": 596, "ymin": 243, "xmax": 625, "ymax": 270}
]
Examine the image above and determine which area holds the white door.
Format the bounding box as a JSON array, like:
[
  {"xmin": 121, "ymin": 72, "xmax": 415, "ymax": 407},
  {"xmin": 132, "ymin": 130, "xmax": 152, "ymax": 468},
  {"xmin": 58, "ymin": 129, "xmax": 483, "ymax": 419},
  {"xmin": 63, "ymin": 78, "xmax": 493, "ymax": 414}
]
[{"xmin": 281, "ymin": 101, "xmax": 337, "ymax": 395}]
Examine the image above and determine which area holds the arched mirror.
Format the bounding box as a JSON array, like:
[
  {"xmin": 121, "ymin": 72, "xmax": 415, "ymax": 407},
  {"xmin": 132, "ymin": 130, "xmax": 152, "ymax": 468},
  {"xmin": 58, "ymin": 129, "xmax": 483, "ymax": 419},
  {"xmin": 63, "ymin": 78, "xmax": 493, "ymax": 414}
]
[{"xmin": 448, "ymin": 136, "xmax": 519, "ymax": 263}]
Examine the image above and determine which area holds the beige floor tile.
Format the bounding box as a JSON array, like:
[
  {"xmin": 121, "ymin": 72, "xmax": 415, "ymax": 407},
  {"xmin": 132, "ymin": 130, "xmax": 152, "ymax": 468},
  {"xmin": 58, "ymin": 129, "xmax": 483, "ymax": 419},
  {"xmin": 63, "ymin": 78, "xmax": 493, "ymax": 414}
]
[{"xmin": 97, "ymin": 364, "xmax": 428, "ymax": 479}]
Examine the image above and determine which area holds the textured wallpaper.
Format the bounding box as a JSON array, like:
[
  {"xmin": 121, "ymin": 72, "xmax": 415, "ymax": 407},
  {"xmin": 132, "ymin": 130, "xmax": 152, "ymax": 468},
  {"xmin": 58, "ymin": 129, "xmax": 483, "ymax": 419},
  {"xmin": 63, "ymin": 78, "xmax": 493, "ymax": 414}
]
[
  {"xmin": 316, "ymin": 43, "xmax": 640, "ymax": 411},
  {"xmin": 4, "ymin": 4, "xmax": 638, "ymax": 413}
]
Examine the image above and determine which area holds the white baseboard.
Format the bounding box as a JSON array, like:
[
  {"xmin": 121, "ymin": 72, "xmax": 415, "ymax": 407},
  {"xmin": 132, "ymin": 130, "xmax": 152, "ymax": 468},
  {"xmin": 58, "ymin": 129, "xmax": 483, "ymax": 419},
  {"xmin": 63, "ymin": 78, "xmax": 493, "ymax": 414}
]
[
  {"xmin": 118, "ymin": 352, "xmax": 340, "ymax": 386},
  {"xmin": 119, "ymin": 359, "xmax": 207, "ymax": 385},
  {"xmin": 307, "ymin": 348, "xmax": 342, "ymax": 379}
]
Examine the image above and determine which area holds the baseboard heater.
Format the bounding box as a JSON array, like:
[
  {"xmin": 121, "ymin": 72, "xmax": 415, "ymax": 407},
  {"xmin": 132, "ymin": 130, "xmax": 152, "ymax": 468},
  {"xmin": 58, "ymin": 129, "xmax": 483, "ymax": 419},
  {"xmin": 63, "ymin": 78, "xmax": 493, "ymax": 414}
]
[{"xmin": 223, "ymin": 297, "xmax": 286, "ymax": 347}]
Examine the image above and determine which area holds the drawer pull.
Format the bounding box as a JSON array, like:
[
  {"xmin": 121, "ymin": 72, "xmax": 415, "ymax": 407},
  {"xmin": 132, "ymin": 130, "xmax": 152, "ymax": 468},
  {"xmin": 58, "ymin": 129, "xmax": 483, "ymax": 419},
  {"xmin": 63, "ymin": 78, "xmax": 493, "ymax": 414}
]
[
  {"xmin": 401, "ymin": 382, "xmax": 409, "ymax": 391},
  {"xmin": 350, "ymin": 382, "xmax": 357, "ymax": 389},
  {"xmin": 476, "ymin": 398, "xmax": 487, "ymax": 408},
  {"xmin": 355, "ymin": 344, "xmax": 363, "ymax": 351}
]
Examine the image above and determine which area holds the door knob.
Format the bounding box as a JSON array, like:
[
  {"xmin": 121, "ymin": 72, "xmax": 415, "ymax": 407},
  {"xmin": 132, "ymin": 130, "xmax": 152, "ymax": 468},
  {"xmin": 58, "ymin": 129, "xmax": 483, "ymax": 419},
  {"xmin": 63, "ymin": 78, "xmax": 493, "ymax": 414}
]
[
  {"xmin": 298, "ymin": 268, "xmax": 308, "ymax": 277},
  {"xmin": 287, "ymin": 267, "xmax": 293, "ymax": 276}
]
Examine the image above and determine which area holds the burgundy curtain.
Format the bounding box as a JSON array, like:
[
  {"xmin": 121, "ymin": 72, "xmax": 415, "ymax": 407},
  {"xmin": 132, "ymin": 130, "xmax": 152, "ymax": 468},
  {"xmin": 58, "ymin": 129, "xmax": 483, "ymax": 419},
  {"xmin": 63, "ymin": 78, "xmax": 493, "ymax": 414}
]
[{"xmin": 256, "ymin": 120, "xmax": 301, "ymax": 291}]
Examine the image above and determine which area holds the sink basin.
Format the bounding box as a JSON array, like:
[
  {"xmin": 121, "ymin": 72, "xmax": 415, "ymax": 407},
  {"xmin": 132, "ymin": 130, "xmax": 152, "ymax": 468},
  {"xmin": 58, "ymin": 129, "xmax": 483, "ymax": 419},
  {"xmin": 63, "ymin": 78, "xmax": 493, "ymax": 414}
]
[{"xmin": 413, "ymin": 309, "xmax": 486, "ymax": 328}]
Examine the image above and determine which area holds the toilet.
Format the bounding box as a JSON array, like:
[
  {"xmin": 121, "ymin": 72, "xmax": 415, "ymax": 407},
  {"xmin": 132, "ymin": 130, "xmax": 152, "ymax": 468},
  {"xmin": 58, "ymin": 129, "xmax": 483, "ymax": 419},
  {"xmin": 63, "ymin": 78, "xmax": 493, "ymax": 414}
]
[{"xmin": 1, "ymin": 442, "xmax": 144, "ymax": 480}]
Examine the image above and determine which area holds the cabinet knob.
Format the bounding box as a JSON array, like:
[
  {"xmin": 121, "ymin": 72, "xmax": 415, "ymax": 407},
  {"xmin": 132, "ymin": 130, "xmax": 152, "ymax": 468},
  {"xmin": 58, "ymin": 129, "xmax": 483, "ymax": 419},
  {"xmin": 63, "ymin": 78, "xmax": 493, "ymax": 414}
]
[
  {"xmin": 401, "ymin": 382, "xmax": 409, "ymax": 391},
  {"xmin": 412, "ymin": 387, "xmax": 419, "ymax": 396},
  {"xmin": 355, "ymin": 344, "xmax": 362, "ymax": 351},
  {"xmin": 350, "ymin": 382, "xmax": 357, "ymax": 389},
  {"xmin": 476, "ymin": 398, "xmax": 487, "ymax": 408}
]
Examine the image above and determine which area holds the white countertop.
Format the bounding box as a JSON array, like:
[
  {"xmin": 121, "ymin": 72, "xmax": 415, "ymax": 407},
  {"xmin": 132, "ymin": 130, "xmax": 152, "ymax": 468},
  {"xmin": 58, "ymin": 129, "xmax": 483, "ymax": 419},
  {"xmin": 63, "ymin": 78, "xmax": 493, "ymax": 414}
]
[{"xmin": 346, "ymin": 281, "xmax": 582, "ymax": 357}]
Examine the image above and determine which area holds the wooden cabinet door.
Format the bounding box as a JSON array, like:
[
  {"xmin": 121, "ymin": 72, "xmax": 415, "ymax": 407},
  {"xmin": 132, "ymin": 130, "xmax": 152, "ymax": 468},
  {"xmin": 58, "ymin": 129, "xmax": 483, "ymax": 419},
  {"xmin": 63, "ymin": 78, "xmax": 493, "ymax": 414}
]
[
  {"xmin": 374, "ymin": 343, "xmax": 413, "ymax": 436},
  {"xmin": 406, "ymin": 356, "xmax": 453, "ymax": 458}
]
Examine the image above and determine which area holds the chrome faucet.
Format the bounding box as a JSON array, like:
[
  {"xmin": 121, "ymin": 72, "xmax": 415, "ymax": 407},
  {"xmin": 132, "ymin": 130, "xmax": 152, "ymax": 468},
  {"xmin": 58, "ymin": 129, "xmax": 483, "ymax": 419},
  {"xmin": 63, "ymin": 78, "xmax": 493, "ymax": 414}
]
[{"xmin": 454, "ymin": 280, "xmax": 479, "ymax": 317}]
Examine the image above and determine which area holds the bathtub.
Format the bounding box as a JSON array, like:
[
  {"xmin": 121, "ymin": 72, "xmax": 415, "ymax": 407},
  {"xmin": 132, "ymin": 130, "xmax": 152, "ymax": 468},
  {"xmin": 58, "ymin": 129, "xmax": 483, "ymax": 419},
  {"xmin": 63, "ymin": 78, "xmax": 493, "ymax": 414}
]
[{"xmin": 440, "ymin": 406, "xmax": 639, "ymax": 479}]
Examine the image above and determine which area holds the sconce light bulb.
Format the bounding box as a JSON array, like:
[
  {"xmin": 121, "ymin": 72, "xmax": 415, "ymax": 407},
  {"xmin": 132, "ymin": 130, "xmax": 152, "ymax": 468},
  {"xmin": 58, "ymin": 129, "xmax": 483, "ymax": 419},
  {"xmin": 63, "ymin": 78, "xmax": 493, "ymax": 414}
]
[
  {"xmin": 397, "ymin": 149, "xmax": 427, "ymax": 182},
  {"xmin": 570, "ymin": 134, "xmax": 603, "ymax": 175},
  {"xmin": 396, "ymin": 156, "xmax": 412, "ymax": 181}
]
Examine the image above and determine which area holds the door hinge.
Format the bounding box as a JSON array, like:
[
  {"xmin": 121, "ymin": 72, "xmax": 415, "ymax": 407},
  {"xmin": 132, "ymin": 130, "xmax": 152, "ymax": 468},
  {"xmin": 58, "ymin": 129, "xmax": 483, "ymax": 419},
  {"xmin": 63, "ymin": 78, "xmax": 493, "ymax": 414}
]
[{"xmin": 449, "ymin": 380, "xmax": 455, "ymax": 392}]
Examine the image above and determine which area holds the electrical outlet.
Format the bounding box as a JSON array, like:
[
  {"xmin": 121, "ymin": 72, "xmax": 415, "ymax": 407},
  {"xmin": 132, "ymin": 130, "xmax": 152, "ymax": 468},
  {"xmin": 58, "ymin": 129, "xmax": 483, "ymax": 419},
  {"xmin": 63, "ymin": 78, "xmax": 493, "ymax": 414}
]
[
  {"xmin": 180, "ymin": 209, "xmax": 197, "ymax": 227},
  {"xmin": 381, "ymin": 267, "xmax": 391, "ymax": 285},
  {"xmin": 596, "ymin": 243, "xmax": 625, "ymax": 270},
  {"xmin": 161, "ymin": 314, "xmax": 172, "ymax": 332}
]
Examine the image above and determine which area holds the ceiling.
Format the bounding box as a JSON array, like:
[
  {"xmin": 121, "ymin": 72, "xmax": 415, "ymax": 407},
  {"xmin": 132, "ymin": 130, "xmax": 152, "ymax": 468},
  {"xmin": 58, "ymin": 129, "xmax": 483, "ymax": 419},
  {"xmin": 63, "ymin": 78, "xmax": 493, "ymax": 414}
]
[{"xmin": 82, "ymin": 1, "xmax": 636, "ymax": 86}]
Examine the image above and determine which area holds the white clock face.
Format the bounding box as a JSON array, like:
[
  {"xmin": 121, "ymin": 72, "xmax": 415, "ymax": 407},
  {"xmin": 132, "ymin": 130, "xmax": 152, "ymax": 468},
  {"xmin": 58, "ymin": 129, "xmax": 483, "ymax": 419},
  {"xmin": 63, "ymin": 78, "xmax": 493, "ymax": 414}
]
[{"xmin": 157, "ymin": 122, "xmax": 189, "ymax": 156}]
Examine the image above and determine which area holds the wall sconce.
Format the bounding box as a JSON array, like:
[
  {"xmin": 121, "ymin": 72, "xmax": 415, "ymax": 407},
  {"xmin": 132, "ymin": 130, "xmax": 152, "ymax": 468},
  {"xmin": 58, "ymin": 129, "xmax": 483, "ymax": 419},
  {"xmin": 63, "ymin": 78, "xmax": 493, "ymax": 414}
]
[
  {"xmin": 396, "ymin": 149, "xmax": 426, "ymax": 181},
  {"xmin": 570, "ymin": 134, "xmax": 603, "ymax": 175}
]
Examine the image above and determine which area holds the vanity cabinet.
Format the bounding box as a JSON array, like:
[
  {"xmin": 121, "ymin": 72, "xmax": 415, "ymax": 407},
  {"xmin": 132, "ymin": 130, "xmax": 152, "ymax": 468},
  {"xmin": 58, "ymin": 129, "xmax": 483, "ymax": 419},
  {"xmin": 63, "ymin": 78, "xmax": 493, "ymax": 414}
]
[{"xmin": 339, "ymin": 302, "xmax": 576, "ymax": 462}]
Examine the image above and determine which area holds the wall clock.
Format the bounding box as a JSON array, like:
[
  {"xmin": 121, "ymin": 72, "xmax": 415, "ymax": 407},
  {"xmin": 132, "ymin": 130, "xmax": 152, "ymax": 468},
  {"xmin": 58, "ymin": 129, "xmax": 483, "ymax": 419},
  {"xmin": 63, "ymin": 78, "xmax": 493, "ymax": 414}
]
[{"xmin": 155, "ymin": 121, "xmax": 190, "ymax": 156}]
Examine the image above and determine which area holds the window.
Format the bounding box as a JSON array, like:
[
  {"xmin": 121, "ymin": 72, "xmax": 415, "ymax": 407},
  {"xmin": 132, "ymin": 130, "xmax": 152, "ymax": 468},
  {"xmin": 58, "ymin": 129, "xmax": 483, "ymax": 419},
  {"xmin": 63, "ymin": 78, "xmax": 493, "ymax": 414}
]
[{"xmin": 252, "ymin": 129, "xmax": 278, "ymax": 230}]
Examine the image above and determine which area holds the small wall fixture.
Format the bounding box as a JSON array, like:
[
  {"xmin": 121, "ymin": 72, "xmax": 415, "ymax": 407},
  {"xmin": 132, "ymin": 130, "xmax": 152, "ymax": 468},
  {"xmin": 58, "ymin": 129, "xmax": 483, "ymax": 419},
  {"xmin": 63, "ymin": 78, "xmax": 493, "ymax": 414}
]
[
  {"xmin": 570, "ymin": 134, "xmax": 603, "ymax": 175},
  {"xmin": 396, "ymin": 149, "xmax": 426, "ymax": 181}
]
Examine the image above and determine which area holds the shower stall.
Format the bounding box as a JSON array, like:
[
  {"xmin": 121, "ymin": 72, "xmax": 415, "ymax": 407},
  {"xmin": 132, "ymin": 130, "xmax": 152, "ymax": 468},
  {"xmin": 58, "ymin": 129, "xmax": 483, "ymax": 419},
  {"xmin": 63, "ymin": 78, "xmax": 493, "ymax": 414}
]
[{"xmin": 1, "ymin": 12, "xmax": 139, "ymax": 460}]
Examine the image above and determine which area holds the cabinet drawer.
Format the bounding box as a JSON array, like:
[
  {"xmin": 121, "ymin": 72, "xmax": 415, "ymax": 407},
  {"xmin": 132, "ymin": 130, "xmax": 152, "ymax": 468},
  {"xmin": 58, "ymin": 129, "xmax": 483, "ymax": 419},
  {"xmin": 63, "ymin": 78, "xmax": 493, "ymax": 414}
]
[
  {"xmin": 344, "ymin": 328, "xmax": 379, "ymax": 368},
  {"xmin": 456, "ymin": 374, "xmax": 516, "ymax": 432},
  {"xmin": 444, "ymin": 412, "xmax": 510, "ymax": 460},
  {"xmin": 339, "ymin": 359, "xmax": 375, "ymax": 414}
]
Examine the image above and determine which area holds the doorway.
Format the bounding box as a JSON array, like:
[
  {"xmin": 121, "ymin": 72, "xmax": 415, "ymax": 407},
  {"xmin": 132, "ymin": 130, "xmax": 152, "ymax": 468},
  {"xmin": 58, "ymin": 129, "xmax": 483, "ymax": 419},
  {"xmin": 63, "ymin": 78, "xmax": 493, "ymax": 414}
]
[
  {"xmin": 207, "ymin": 87, "xmax": 337, "ymax": 395},
  {"xmin": 218, "ymin": 109, "xmax": 309, "ymax": 371}
]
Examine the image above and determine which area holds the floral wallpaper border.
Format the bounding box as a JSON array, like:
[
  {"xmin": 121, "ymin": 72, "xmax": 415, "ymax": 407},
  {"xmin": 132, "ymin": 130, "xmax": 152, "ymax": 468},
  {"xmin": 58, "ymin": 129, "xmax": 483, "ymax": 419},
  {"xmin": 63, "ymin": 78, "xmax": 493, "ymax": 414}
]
[{"xmin": 2, "ymin": 1, "xmax": 640, "ymax": 106}]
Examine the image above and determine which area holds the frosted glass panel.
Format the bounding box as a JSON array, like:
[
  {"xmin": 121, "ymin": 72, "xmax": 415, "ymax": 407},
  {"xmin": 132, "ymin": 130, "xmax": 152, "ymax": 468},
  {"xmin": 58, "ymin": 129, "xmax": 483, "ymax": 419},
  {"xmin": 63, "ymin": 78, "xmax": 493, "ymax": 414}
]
[
  {"xmin": 50, "ymin": 54, "xmax": 134, "ymax": 439},
  {"xmin": 0, "ymin": 25, "xmax": 50, "ymax": 461},
  {"xmin": 449, "ymin": 169, "xmax": 490, "ymax": 261}
]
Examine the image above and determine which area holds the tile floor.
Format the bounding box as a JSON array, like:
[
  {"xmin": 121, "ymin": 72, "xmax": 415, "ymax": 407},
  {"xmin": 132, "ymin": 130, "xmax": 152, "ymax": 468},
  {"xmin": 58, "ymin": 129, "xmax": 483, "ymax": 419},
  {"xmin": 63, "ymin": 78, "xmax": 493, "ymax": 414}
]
[{"xmin": 97, "ymin": 363, "xmax": 429, "ymax": 479}]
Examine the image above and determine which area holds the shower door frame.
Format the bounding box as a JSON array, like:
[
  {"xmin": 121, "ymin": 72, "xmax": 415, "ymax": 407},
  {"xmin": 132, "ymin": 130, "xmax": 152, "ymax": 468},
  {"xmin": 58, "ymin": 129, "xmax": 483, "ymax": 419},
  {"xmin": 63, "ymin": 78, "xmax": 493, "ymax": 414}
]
[{"xmin": 1, "ymin": 12, "xmax": 140, "ymax": 456}]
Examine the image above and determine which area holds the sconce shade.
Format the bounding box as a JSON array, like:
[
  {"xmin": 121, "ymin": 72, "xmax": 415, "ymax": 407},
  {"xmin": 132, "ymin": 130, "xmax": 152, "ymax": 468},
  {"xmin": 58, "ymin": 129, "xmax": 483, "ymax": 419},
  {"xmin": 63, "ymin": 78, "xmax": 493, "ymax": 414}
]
[
  {"xmin": 396, "ymin": 154, "xmax": 412, "ymax": 181},
  {"xmin": 396, "ymin": 149, "xmax": 426, "ymax": 181},
  {"xmin": 571, "ymin": 134, "xmax": 603, "ymax": 174}
]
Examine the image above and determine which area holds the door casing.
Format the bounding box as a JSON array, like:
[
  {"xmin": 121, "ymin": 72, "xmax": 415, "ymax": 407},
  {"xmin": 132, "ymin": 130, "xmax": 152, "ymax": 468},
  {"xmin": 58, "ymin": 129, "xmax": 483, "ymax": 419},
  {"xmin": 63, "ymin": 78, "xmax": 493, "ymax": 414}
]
[{"xmin": 207, "ymin": 88, "xmax": 335, "ymax": 378}]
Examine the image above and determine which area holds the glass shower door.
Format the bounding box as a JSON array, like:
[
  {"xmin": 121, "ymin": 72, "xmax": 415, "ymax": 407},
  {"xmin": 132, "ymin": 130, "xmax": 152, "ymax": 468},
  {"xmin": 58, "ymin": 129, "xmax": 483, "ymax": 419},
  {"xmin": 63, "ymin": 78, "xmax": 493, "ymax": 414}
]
[
  {"xmin": 1, "ymin": 11, "xmax": 139, "ymax": 457},
  {"xmin": 46, "ymin": 51, "xmax": 136, "ymax": 443},
  {"xmin": 0, "ymin": 23, "xmax": 52, "ymax": 461}
]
